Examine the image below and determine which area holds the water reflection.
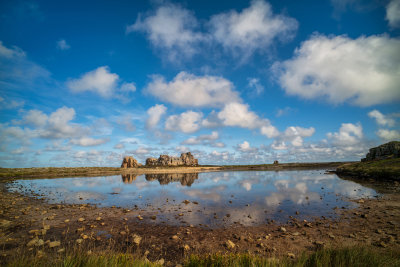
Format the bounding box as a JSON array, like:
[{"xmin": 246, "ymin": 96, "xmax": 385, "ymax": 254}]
[
  {"xmin": 144, "ymin": 173, "xmax": 198, "ymax": 186},
  {"xmin": 121, "ymin": 174, "xmax": 138, "ymax": 184},
  {"xmin": 7, "ymin": 170, "xmax": 378, "ymax": 227}
]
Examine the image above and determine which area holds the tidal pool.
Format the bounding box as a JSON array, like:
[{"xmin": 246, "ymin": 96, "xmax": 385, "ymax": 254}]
[{"xmin": 7, "ymin": 170, "xmax": 378, "ymax": 227}]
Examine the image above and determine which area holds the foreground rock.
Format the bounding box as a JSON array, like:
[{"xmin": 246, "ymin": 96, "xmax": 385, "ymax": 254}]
[
  {"xmin": 145, "ymin": 152, "xmax": 198, "ymax": 167},
  {"xmin": 121, "ymin": 156, "xmax": 140, "ymax": 168},
  {"xmin": 362, "ymin": 141, "xmax": 400, "ymax": 162}
]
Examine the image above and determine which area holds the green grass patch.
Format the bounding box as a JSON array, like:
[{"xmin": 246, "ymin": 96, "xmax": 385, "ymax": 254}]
[
  {"xmin": 185, "ymin": 247, "xmax": 400, "ymax": 267},
  {"xmin": 5, "ymin": 246, "xmax": 398, "ymax": 267}
]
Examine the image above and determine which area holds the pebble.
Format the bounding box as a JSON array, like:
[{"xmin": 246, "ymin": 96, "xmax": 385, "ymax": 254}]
[
  {"xmin": 225, "ymin": 240, "xmax": 235, "ymax": 249},
  {"xmin": 64, "ymin": 219, "xmax": 70, "ymax": 223},
  {"xmin": 48, "ymin": 241, "xmax": 61, "ymax": 248},
  {"xmin": 95, "ymin": 217, "xmax": 101, "ymax": 221},
  {"xmin": 155, "ymin": 259, "xmax": 164, "ymax": 265},
  {"xmin": 183, "ymin": 244, "xmax": 190, "ymax": 251},
  {"xmin": 182, "ymin": 200, "xmax": 190, "ymax": 204},
  {"xmin": 78, "ymin": 218, "xmax": 85, "ymax": 222},
  {"xmin": 137, "ymin": 215, "xmax": 143, "ymax": 220},
  {"xmin": 171, "ymin": 235, "xmax": 179, "ymax": 240},
  {"xmin": 132, "ymin": 234, "xmax": 142, "ymax": 245},
  {"xmin": 287, "ymin": 253, "xmax": 295, "ymax": 259},
  {"xmin": 279, "ymin": 227, "xmax": 287, "ymax": 233},
  {"xmin": 76, "ymin": 239, "xmax": 83, "ymax": 244}
]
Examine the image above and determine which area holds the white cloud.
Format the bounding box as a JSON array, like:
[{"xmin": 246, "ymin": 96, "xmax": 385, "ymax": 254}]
[
  {"xmin": 67, "ymin": 66, "xmax": 136, "ymax": 100},
  {"xmin": 40, "ymin": 106, "xmax": 87, "ymax": 139},
  {"xmin": 165, "ymin": 111, "xmax": 203, "ymax": 133},
  {"xmin": 23, "ymin": 109, "xmax": 48, "ymax": 127},
  {"xmin": 247, "ymin": 77, "xmax": 264, "ymax": 95},
  {"xmin": 57, "ymin": 39, "xmax": 70, "ymax": 50},
  {"xmin": 283, "ymin": 126, "xmax": 315, "ymax": 147},
  {"xmin": 386, "ymin": 0, "xmax": 400, "ymax": 28},
  {"xmin": 67, "ymin": 66, "xmax": 118, "ymax": 98},
  {"xmin": 119, "ymin": 82, "xmax": 136, "ymax": 93},
  {"xmin": 368, "ymin": 110, "xmax": 395, "ymax": 127},
  {"xmin": 260, "ymin": 125, "xmax": 280, "ymax": 138},
  {"xmin": 376, "ymin": 129, "xmax": 400, "ymax": 140},
  {"xmin": 145, "ymin": 72, "xmax": 240, "ymax": 108},
  {"xmin": 146, "ymin": 104, "xmax": 167, "ymax": 129},
  {"xmin": 70, "ymin": 137, "xmax": 109, "ymax": 147},
  {"xmin": 327, "ymin": 123, "xmax": 363, "ymax": 146},
  {"xmin": 114, "ymin": 143, "xmax": 125, "ymax": 149},
  {"xmin": 0, "ymin": 97, "xmax": 24, "ymax": 110},
  {"xmin": 0, "ymin": 41, "xmax": 50, "ymax": 85},
  {"xmin": 217, "ymin": 102, "xmax": 263, "ymax": 129},
  {"xmin": 182, "ymin": 131, "xmax": 219, "ymax": 145},
  {"xmin": 127, "ymin": 3, "xmax": 203, "ymax": 59},
  {"xmin": 209, "ymin": 0, "xmax": 298, "ymax": 59},
  {"xmin": 236, "ymin": 141, "xmax": 258, "ymax": 153},
  {"xmin": 274, "ymin": 34, "xmax": 400, "ymax": 106}
]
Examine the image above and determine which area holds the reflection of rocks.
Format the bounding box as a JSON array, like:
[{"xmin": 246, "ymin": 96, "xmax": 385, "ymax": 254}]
[
  {"xmin": 145, "ymin": 173, "xmax": 198, "ymax": 186},
  {"xmin": 362, "ymin": 141, "xmax": 400, "ymax": 161},
  {"xmin": 145, "ymin": 152, "xmax": 198, "ymax": 167},
  {"xmin": 121, "ymin": 174, "xmax": 138, "ymax": 184},
  {"xmin": 121, "ymin": 156, "xmax": 140, "ymax": 168}
]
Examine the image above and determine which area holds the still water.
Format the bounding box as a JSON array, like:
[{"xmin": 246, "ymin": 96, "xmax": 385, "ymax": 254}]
[{"xmin": 7, "ymin": 170, "xmax": 377, "ymax": 226}]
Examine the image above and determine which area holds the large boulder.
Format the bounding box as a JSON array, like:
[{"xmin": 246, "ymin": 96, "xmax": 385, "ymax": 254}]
[
  {"xmin": 145, "ymin": 157, "xmax": 158, "ymax": 166},
  {"xmin": 180, "ymin": 152, "xmax": 198, "ymax": 166},
  {"xmin": 362, "ymin": 141, "xmax": 400, "ymax": 162},
  {"xmin": 121, "ymin": 156, "xmax": 140, "ymax": 168}
]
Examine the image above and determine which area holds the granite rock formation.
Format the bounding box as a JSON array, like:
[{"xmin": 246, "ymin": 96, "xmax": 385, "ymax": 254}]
[
  {"xmin": 145, "ymin": 173, "xmax": 198, "ymax": 186},
  {"xmin": 145, "ymin": 152, "xmax": 198, "ymax": 167},
  {"xmin": 121, "ymin": 156, "xmax": 140, "ymax": 168},
  {"xmin": 362, "ymin": 141, "xmax": 400, "ymax": 162}
]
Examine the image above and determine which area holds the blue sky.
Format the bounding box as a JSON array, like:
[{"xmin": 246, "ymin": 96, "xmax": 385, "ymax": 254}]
[{"xmin": 0, "ymin": 0, "xmax": 399, "ymax": 167}]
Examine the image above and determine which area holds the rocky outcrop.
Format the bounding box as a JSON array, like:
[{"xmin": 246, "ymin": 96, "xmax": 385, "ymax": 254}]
[
  {"xmin": 145, "ymin": 152, "xmax": 198, "ymax": 167},
  {"xmin": 145, "ymin": 173, "xmax": 198, "ymax": 186},
  {"xmin": 362, "ymin": 141, "xmax": 400, "ymax": 162},
  {"xmin": 121, "ymin": 156, "xmax": 140, "ymax": 168}
]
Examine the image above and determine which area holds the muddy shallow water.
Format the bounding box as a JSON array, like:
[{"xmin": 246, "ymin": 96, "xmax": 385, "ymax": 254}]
[{"xmin": 7, "ymin": 170, "xmax": 377, "ymax": 227}]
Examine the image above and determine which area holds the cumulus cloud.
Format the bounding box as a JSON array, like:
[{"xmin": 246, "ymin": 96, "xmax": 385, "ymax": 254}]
[
  {"xmin": 376, "ymin": 129, "xmax": 400, "ymax": 140},
  {"xmin": 57, "ymin": 39, "xmax": 70, "ymax": 50},
  {"xmin": 146, "ymin": 104, "xmax": 167, "ymax": 129},
  {"xmin": 145, "ymin": 72, "xmax": 240, "ymax": 108},
  {"xmin": 217, "ymin": 102, "xmax": 264, "ymax": 129},
  {"xmin": 127, "ymin": 3, "xmax": 203, "ymax": 60},
  {"xmin": 67, "ymin": 66, "xmax": 118, "ymax": 98},
  {"xmin": 70, "ymin": 137, "xmax": 109, "ymax": 147},
  {"xmin": 114, "ymin": 143, "xmax": 125, "ymax": 149},
  {"xmin": 181, "ymin": 131, "xmax": 223, "ymax": 147},
  {"xmin": 368, "ymin": 110, "xmax": 395, "ymax": 127},
  {"xmin": 67, "ymin": 66, "xmax": 136, "ymax": 100},
  {"xmin": 165, "ymin": 111, "xmax": 203, "ymax": 133},
  {"xmin": 327, "ymin": 123, "xmax": 363, "ymax": 146},
  {"xmin": 23, "ymin": 109, "xmax": 48, "ymax": 127},
  {"xmin": 274, "ymin": 34, "xmax": 400, "ymax": 106},
  {"xmin": 236, "ymin": 141, "xmax": 258, "ymax": 153},
  {"xmin": 209, "ymin": 0, "xmax": 298, "ymax": 60},
  {"xmin": 386, "ymin": 0, "xmax": 400, "ymax": 28}
]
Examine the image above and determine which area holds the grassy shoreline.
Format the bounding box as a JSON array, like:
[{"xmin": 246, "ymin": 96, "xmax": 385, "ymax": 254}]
[
  {"xmin": 336, "ymin": 158, "xmax": 400, "ymax": 181},
  {"xmin": 5, "ymin": 246, "xmax": 400, "ymax": 267},
  {"xmin": 0, "ymin": 162, "xmax": 345, "ymax": 180}
]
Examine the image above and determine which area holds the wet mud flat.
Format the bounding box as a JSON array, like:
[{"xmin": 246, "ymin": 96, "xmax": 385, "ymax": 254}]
[{"xmin": 1, "ymin": 176, "xmax": 400, "ymax": 266}]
